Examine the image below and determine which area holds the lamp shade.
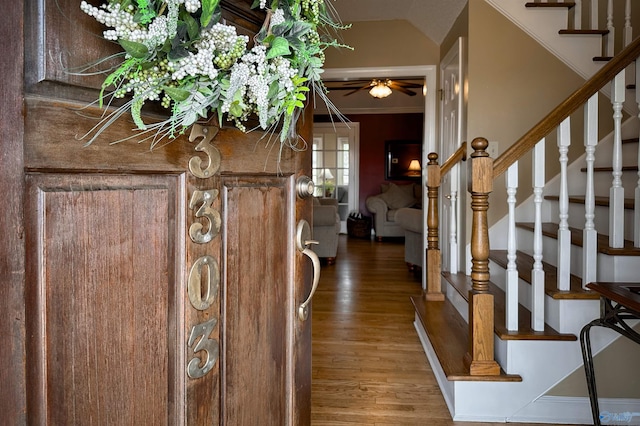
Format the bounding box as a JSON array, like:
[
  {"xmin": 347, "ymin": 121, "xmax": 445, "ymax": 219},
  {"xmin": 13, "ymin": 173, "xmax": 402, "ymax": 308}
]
[
  {"xmin": 408, "ymin": 159, "xmax": 421, "ymax": 171},
  {"xmin": 322, "ymin": 168, "xmax": 334, "ymax": 180},
  {"xmin": 407, "ymin": 159, "xmax": 421, "ymax": 176}
]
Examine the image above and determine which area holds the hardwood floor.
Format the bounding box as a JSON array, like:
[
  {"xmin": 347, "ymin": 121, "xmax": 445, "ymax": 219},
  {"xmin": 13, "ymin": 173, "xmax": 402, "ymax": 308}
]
[{"xmin": 310, "ymin": 235, "xmax": 563, "ymax": 425}]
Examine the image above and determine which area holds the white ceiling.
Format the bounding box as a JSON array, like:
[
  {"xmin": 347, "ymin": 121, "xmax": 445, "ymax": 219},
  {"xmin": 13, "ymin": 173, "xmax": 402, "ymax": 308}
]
[{"xmin": 331, "ymin": 0, "xmax": 468, "ymax": 45}]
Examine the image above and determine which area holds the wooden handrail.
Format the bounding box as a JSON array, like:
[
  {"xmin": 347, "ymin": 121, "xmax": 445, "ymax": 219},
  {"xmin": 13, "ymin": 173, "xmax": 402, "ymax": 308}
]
[
  {"xmin": 493, "ymin": 35, "xmax": 640, "ymax": 179},
  {"xmin": 440, "ymin": 141, "xmax": 467, "ymax": 177}
]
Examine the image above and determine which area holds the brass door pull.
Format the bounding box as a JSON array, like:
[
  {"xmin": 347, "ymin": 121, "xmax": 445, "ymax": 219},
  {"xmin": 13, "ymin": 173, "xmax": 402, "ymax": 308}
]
[{"xmin": 296, "ymin": 220, "xmax": 320, "ymax": 321}]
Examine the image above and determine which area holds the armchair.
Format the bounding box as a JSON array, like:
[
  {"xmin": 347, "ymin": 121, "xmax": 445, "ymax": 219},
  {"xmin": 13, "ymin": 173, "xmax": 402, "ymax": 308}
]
[
  {"xmin": 365, "ymin": 183, "xmax": 420, "ymax": 241},
  {"xmin": 312, "ymin": 198, "xmax": 340, "ymax": 264}
]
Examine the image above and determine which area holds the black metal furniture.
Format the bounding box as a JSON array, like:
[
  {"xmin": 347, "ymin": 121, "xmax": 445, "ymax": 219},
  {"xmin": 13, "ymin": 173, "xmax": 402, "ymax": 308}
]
[{"xmin": 580, "ymin": 282, "xmax": 640, "ymax": 426}]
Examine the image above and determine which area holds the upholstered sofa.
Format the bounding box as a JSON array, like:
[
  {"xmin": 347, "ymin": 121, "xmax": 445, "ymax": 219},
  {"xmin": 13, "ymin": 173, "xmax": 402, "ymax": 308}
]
[
  {"xmin": 365, "ymin": 183, "xmax": 421, "ymax": 241},
  {"xmin": 395, "ymin": 207, "xmax": 424, "ymax": 270},
  {"xmin": 312, "ymin": 198, "xmax": 341, "ymax": 264}
]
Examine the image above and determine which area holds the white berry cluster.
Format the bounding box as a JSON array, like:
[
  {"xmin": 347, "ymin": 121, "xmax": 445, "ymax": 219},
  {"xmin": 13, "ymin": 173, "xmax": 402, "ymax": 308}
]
[
  {"xmin": 270, "ymin": 8, "xmax": 285, "ymax": 28},
  {"xmin": 182, "ymin": 0, "xmax": 201, "ymax": 13},
  {"xmin": 144, "ymin": 15, "xmax": 170, "ymax": 50},
  {"xmin": 169, "ymin": 23, "xmax": 248, "ymax": 81},
  {"xmin": 80, "ymin": 1, "xmax": 139, "ymax": 41}
]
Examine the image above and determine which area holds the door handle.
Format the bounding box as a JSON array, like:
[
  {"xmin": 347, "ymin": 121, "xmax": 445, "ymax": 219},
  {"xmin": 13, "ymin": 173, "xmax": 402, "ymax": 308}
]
[
  {"xmin": 296, "ymin": 219, "xmax": 320, "ymax": 321},
  {"xmin": 296, "ymin": 175, "xmax": 315, "ymax": 199}
]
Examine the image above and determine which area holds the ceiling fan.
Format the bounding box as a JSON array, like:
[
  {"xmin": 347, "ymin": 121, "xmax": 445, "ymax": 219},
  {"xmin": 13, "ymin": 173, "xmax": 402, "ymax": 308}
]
[{"xmin": 325, "ymin": 78, "xmax": 424, "ymax": 98}]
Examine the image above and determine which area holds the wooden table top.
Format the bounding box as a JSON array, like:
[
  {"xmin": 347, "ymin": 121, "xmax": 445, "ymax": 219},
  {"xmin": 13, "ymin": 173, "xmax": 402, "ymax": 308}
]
[{"xmin": 586, "ymin": 282, "xmax": 640, "ymax": 313}]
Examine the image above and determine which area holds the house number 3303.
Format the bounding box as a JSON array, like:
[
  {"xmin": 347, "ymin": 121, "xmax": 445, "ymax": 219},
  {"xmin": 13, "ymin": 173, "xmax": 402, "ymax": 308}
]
[{"xmin": 186, "ymin": 124, "xmax": 221, "ymax": 380}]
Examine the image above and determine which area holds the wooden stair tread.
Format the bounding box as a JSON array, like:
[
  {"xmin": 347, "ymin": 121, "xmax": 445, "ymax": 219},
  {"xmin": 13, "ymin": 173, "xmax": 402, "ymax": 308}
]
[
  {"xmin": 559, "ymin": 29, "xmax": 609, "ymax": 35},
  {"xmin": 593, "ymin": 56, "xmax": 614, "ymax": 62},
  {"xmin": 490, "ymin": 249, "xmax": 599, "ymax": 301},
  {"xmin": 442, "ymin": 272, "xmax": 576, "ymax": 340},
  {"xmin": 545, "ymin": 194, "xmax": 635, "ymax": 210},
  {"xmin": 516, "ymin": 221, "xmax": 640, "ymax": 256},
  {"xmin": 525, "ymin": 2, "xmax": 575, "ymax": 8},
  {"xmin": 411, "ymin": 295, "xmax": 522, "ymax": 382}
]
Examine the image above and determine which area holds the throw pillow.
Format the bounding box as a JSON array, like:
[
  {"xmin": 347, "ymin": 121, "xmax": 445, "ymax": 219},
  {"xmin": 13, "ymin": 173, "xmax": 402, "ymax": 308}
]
[{"xmin": 379, "ymin": 183, "xmax": 416, "ymax": 209}]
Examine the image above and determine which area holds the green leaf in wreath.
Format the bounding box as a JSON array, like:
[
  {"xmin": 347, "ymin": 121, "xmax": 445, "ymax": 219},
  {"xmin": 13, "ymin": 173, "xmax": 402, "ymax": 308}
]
[
  {"xmin": 163, "ymin": 86, "xmax": 191, "ymax": 102},
  {"xmin": 200, "ymin": 0, "xmax": 220, "ymax": 28},
  {"xmin": 287, "ymin": 36, "xmax": 303, "ymax": 52},
  {"xmin": 271, "ymin": 20, "xmax": 293, "ymax": 37},
  {"xmin": 180, "ymin": 10, "xmax": 200, "ymax": 41},
  {"xmin": 229, "ymin": 102, "xmax": 243, "ymax": 118},
  {"xmin": 266, "ymin": 37, "xmax": 291, "ymax": 59},
  {"xmin": 119, "ymin": 39, "xmax": 149, "ymax": 59},
  {"xmin": 168, "ymin": 45, "xmax": 189, "ymax": 61}
]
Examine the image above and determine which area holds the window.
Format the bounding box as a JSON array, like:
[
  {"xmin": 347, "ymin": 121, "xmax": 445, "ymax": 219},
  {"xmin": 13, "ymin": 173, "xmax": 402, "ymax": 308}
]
[{"xmin": 312, "ymin": 123, "xmax": 360, "ymax": 233}]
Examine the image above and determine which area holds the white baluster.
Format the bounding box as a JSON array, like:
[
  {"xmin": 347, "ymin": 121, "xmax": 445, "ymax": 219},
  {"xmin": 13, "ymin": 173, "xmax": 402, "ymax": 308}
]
[
  {"xmin": 635, "ymin": 63, "xmax": 640, "ymax": 248},
  {"xmin": 574, "ymin": 0, "xmax": 582, "ymax": 30},
  {"xmin": 590, "ymin": 0, "xmax": 599, "ymax": 31},
  {"xmin": 625, "ymin": 0, "xmax": 634, "ymax": 84},
  {"xmin": 532, "ymin": 140, "xmax": 545, "ymax": 332},
  {"xmin": 449, "ymin": 163, "xmax": 459, "ymax": 273},
  {"xmin": 624, "ymin": 0, "xmax": 632, "ymax": 47},
  {"xmin": 584, "ymin": 94, "xmax": 598, "ymax": 285},
  {"xmin": 506, "ymin": 162, "xmax": 519, "ymax": 331},
  {"xmin": 610, "ymin": 71, "xmax": 625, "ymax": 248},
  {"xmin": 557, "ymin": 118, "xmax": 571, "ymax": 291},
  {"xmin": 606, "ymin": 0, "xmax": 615, "ymax": 57}
]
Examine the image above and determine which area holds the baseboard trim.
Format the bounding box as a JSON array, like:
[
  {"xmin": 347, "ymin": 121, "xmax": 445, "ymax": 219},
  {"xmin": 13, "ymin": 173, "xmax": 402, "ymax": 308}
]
[{"xmin": 510, "ymin": 395, "xmax": 640, "ymax": 425}]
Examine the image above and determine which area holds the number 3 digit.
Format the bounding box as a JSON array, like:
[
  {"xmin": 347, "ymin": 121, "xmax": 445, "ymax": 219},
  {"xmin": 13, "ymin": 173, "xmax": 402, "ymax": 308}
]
[
  {"xmin": 189, "ymin": 189, "xmax": 221, "ymax": 244},
  {"xmin": 188, "ymin": 125, "xmax": 220, "ymax": 179},
  {"xmin": 187, "ymin": 318, "xmax": 219, "ymax": 379}
]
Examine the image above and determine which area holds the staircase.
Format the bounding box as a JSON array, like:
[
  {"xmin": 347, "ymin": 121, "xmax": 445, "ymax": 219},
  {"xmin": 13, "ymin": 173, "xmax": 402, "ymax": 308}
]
[{"xmin": 413, "ymin": 1, "xmax": 640, "ymax": 423}]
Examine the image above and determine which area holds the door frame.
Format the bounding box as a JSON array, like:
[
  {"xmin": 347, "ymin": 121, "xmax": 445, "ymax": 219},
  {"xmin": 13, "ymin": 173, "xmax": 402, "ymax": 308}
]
[
  {"xmin": 439, "ymin": 37, "xmax": 466, "ymax": 275},
  {"xmin": 321, "ymin": 65, "xmax": 437, "ymax": 289}
]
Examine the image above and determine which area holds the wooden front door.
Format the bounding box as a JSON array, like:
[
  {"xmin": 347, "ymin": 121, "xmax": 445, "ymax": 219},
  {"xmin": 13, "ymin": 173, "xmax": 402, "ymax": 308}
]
[{"xmin": 2, "ymin": 0, "xmax": 313, "ymax": 424}]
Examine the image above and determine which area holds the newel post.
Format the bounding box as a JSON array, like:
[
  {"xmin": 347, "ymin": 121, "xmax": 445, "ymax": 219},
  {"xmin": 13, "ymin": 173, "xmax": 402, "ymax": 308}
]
[
  {"xmin": 426, "ymin": 153, "xmax": 444, "ymax": 301},
  {"xmin": 465, "ymin": 138, "xmax": 500, "ymax": 376}
]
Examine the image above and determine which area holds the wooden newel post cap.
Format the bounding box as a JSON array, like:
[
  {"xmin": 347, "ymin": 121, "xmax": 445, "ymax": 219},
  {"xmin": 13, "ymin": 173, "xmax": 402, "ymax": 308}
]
[
  {"xmin": 468, "ymin": 137, "xmax": 493, "ymax": 193},
  {"xmin": 470, "ymin": 137, "xmax": 489, "ymax": 158},
  {"xmin": 427, "ymin": 152, "xmax": 441, "ymax": 188}
]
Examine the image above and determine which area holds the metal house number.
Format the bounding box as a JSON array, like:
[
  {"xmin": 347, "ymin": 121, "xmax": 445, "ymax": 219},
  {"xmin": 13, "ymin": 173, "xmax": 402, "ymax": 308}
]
[{"xmin": 186, "ymin": 124, "xmax": 222, "ymax": 379}]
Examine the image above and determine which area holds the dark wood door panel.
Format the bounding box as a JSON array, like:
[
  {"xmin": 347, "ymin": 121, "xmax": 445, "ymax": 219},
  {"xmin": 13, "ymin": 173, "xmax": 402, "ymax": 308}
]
[
  {"xmin": 221, "ymin": 175, "xmax": 293, "ymax": 425},
  {"xmin": 24, "ymin": 173, "xmax": 186, "ymax": 425}
]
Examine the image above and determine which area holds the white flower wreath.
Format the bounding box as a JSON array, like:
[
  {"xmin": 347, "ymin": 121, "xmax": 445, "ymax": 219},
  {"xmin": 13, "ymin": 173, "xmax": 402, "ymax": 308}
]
[{"xmin": 80, "ymin": 0, "xmax": 348, "ymax": 146}]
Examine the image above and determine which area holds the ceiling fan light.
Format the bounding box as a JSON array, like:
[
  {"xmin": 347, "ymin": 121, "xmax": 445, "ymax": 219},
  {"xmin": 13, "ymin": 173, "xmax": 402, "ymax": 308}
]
[{"xmin": 369, "ymin": 83, "xmax": 392, "ymax": 98}]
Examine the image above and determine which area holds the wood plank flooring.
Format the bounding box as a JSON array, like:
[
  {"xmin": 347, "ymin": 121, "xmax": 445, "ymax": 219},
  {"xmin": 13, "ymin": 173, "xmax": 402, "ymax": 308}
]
[{"xmin": 311, "ymin": 236, "xmax": 563, "ymax": 425}]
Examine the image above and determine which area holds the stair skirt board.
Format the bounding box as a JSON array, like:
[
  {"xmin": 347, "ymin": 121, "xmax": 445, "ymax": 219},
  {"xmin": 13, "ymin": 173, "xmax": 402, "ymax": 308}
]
[
  {"xmin": 415, "ymin": 316, "xmax": 638, "ymax": 423},
  {"xmin": 413, "ymin": 316, "xmax": 456, "ymax": 418}
]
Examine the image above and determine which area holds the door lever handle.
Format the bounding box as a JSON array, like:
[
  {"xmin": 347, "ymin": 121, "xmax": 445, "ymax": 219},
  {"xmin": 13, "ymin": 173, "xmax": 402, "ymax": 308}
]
[{"xmin": 296, "ymin": 220, "xmax": 321, "ymax": 321}]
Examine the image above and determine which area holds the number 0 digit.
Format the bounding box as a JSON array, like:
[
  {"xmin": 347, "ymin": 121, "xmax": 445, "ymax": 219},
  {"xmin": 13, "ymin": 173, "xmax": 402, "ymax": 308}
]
[{"xmin": 188, "ymin": 255, "xmax": 219, "ymax": 311}]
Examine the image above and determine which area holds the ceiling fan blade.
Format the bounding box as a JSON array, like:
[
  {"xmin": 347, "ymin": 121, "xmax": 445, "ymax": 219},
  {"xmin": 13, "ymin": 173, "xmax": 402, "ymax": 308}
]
[
  {"xmin": 343, "ymin": 85, "xmax": 373, "ymax": 96},
  {"xmin": 387, "ymin": 82, "xmax": 417, "ymax": 96},
  {"xmin": 389, "ymin": 80, "xmax": 423, "ymax": 88}
]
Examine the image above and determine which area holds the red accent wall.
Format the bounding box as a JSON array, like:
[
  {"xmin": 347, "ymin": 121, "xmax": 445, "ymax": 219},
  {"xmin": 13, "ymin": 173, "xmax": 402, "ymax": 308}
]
[{"xmin": 315, "ymin": 113, "xmax": 424, "ymax": 215}]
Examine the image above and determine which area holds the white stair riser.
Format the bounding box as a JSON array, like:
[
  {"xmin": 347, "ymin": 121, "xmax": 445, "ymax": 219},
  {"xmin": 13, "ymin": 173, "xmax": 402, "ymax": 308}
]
[
  {"xmin": 544, "ymin": 202, "xmax": 637, "ymax": 244},
  {"xmin": 510, "ymin": 227, "xmax": 640, "ymax": 282}
]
